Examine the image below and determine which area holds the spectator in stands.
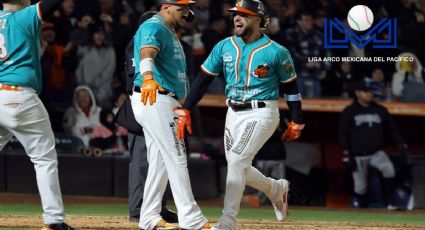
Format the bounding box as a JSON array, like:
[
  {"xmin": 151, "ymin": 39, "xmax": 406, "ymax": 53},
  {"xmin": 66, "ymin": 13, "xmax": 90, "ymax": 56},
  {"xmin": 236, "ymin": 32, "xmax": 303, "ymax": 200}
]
[
  {"xmin": 391, "ymin": 52, "xmax": 425, "ymax": 100},
  {"xmin": 40, "ymin": 22, "xmax": 76, "ymax": 132},
  {"xmin": 41, "ymin": 22, "xmax": 74, "ymax": 97},
  {"xmin": 69, "ymin": 13, "xmax": 94, "ymax": 52},
  {"xmin": 339, "ymin": 81, "xmax": 408, "ymax": 210},
  {"xmin": 50, "ymin": 0, "xmax": 77, "ymax": 46},
  {"xmin": 75, "ymin": 23, "xmax": 116, "ymax": 109},
  {"xmin": 364, "ymin": 68, "xmax": 387, "ymax": 101},
  {"xmin": 90, "ymin": 109, "xmax": 128, "ymax": 153},
  {"xmin": 192, "ymin": 0, "xmax": 210, "ymax": 31},
  {"xmin": 62, "ymin": 86, "xmax": 101, "ymax": 147},
  {"xmin": 395, "ymin": 0, "xmax": 425, "ymax": 60},
  {"xmin": 284, "ymin": 10, "xmax": 331, "ymax": 98},
  {"xmin": 323, "ymin": 61, "xmax": 358, "ymax": 98},
  {"xmin": 98, "ymin": 0, "xmax": 117, "ymax": 34},
  {"xmin": 264, "ymin": 17, "xmax": 285, "ymax": 45},
  {"xmin": 201, "ymin": 13, "xmax": 227, "ymax": 55}
]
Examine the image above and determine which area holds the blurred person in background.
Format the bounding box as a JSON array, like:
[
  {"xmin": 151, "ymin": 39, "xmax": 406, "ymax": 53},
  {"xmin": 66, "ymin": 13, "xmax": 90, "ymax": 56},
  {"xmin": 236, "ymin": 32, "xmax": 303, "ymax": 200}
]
[
  {"xmin": 90, "ymin": 109, "xmax": 128, "ymax": 153},
  {"xmin": 63, "ymin": 86, "xmax": 101, "ymax": 147},
  {"xmin": 41, "ymin": 22, "xmax": 76, "ymax": 131},
  {"xmin": 391, "ymin": 52, "xmax": 425, "ymax": 100},
  {"xmin": 339, "ymin": 81, "xmax": 408, "ymax": 210},
  {"xmin": 68, "ymin": 13, "xmax": 94, "ymax": 52},
  {"xmin": 394, "ymin": 0, "xmax": 425, "ymax": 61},
  {"xmin": 284, "ymin": 10, "xmax": 331, "ymax": 98},
  {"xmin": 364, "ymin": 68, "xmax": 387, "ymax": 101},
  {"xmin": 50, "ymin": 0, "xmax": 77, "ymax": 46},
  {"xmin": 75, "ymin": 23, "xmax": 116, "ymax": 109},
  {"xmin": 322, "ymin": 61, "xmax": 358, "ymax": 98}
]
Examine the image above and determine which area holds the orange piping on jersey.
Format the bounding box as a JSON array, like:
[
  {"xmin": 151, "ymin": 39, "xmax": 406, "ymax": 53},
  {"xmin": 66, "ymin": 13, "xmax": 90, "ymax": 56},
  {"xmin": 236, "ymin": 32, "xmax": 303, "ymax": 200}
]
[
  {"xmin": 230, "ymin": 37, "xmax": 241, "ymax": 83},
  {"xmin": 200, "ymin": 65, "xmax": 218, "ymax": 77},
  {"xmin": 245, "ymin": 40, "xmax": 272, "ymax": 88},
  {"xmin": 37, "ymin": 3, "xmax": 44, "ymax": 22}
]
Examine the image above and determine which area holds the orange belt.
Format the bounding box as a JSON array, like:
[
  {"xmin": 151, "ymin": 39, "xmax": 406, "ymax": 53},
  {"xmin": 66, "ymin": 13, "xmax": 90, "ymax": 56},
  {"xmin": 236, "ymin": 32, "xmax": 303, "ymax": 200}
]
[{"xmin": 0, "ymin": 84, "xmax": 22, "ymax": 91}]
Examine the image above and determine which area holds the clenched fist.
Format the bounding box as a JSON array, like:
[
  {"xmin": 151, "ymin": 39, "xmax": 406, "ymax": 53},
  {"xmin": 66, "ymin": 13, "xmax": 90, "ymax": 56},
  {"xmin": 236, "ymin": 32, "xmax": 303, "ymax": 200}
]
[
  {"xmin": 281, "ymin": 121, "xmax": 305, "ymax": 141},
  {"xmin": 174, "ymin": 107, "xmax": 192, "ymax": 140}
]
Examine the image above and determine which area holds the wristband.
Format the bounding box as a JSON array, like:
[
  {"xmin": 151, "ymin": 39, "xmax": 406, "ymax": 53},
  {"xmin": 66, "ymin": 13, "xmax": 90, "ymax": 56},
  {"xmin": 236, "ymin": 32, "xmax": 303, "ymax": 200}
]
[{"xmin": 139, "ymin": 58, "xmax": 154, "ymax": 75}]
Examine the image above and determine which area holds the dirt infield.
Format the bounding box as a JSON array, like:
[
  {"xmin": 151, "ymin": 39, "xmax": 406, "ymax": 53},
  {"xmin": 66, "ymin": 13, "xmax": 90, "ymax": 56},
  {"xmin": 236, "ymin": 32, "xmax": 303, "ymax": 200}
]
[
  {"xmin": 1, "ymin": 193, "xmax": 424, "ymax": 229},
  {"xmin": 0, "ymin": 215, "xmax": 424, "ymax": 230}
]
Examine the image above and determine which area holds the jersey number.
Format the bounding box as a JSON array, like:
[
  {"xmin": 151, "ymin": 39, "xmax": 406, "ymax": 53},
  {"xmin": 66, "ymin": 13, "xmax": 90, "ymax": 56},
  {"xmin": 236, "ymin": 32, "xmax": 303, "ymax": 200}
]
[{"xmin": 0, "ymin": 33, "xmax": 8, "ymax": 60}]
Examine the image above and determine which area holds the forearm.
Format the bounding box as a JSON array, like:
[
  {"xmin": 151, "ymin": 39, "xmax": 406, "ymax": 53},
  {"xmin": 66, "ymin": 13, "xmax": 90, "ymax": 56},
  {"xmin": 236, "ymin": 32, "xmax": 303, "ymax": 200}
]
[
  {"xmin": 139, "ymin": 47, "xmax": 158, "ymax": 77},
  {"xmin": 280, "ymin": 80, "xmax": 303, "ymax": 123},
  {"xmin": 182, "ymin": 71, "xmax": 214, "ymax": 110},
  {"xmin": 40, "ymin": 0, "xmax": 64, "ymax": 20}
]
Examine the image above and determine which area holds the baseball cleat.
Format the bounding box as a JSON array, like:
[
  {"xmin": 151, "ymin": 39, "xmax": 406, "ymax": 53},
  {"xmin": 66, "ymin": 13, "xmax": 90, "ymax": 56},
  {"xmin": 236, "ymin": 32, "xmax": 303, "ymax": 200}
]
[
  {"xmin": 201, "ymin": 221, "xmax": 213, "ymax": 229},
  {"xmin": 161, "ymin": 208, "xmax": 178, "ymax": 223},
  {"xmin": 272, "ymin": 179, "xmax": 289, "ymax": 221},
  {"xmin": 154, "ymin": 219, "xmax": 179, "ymax": 230},
  {"xmin": 42, "ymin": 223, "xmax": 77, "ymax": 230},
  {"xmin": 129, "ymin": 216, "xmax": 139, "ymax": 222}
]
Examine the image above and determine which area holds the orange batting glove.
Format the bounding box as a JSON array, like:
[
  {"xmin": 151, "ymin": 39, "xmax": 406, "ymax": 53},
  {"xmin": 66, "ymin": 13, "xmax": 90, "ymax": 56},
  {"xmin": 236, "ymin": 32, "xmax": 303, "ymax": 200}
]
[
  {"xmin": 281, "ymin": 121, "xmax": 305, "ymax": 141},
  {"xmin": 141, "ymin": 73, "xmax": 163, "ymax": 105},
  {"xmin": 174, "ymin": 107, "xmax": 192, "ymax": 140}
]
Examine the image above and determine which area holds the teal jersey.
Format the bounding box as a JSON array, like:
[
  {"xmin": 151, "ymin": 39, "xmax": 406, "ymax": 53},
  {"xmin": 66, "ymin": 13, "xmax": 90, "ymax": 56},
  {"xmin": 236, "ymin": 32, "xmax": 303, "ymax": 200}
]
[
  {"xmin": 0, "ymin": 4, "xmax": 43, "ymax": 94},
  {"xmin": 201, "ymin": 35, "xmax": 297, "ymax": 101},
  {"xmin": 133, "ymin": 15, "xmax": 188, "ymax": 99}
]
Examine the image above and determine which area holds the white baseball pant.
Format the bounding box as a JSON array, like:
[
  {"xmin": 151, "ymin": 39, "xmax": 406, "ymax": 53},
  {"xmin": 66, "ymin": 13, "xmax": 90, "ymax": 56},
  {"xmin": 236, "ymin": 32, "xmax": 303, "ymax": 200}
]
[
  {"xmin": 131, "ymin": 92, "xmax": 208, "ymax": 230},
  {"xmin": 353, "ymin": 150, "xmax": 395, "ymax": 195},
  {"xmin": 219, "ymin": 101, "xmax": 283, "ymax": 229},
  {"xmin": 0, "ymin": 88, "xmax": 65, "ymax": 224}
]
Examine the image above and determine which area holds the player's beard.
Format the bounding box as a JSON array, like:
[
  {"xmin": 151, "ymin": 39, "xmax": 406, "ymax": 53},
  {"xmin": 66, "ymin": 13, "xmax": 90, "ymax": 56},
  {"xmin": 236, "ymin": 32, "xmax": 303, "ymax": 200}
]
[{"xmin": 234, "ymin": 25, "xmax": 253, "ymax": 38}]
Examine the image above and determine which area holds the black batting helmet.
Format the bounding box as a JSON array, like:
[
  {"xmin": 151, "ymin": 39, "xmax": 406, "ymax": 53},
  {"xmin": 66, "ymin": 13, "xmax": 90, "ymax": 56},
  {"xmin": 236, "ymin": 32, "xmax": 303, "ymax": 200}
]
[
  {"xmin": 228, "ymin": 0, "xmax": 270, "ymax": 28},
  {"xmin": 138, "ymin": 11, "xmax": 157, "ymax": 25},
  {"xmin": 155, "ymin": 0, "xmax": 197, "ymax": 9}
]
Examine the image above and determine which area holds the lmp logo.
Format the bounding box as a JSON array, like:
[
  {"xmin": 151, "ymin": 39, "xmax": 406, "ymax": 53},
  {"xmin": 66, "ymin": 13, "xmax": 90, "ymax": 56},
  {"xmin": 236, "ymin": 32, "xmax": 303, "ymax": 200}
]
[{"xmin": 324, "ymin": 5, "xmax": 397, "ymax": 49}]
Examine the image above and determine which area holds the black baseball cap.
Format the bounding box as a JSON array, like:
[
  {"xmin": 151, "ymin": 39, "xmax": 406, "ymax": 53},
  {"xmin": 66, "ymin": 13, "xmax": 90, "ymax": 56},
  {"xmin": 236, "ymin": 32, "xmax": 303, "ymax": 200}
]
[{"xmin": 355, "ymin": 81, "xmax": 373, "ymax": 91}]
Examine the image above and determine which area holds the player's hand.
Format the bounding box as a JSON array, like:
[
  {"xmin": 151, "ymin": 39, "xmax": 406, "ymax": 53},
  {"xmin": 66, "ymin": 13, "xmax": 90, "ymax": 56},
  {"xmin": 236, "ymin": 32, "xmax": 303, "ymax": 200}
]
[
  {"xmin": 141, "ymin": 73, "xmax": 163, "ymax": 105},
  {"xmin": 342, "ymin": 155, "xmax": 357, "ymax": 171},
  {"xmin": 174, "ymin": 107, "xmax": 192, "ymax": 140},
  {"xmin": 281, "ymin": 121, "xmax": 305, "ymax": 141}
]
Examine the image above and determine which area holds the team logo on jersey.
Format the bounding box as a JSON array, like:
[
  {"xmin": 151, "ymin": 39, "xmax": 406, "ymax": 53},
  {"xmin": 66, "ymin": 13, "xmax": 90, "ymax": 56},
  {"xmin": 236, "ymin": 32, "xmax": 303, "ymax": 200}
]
[
  {"xmin": 285, "ymin": 64, "xmax": 293, "ymax": 73},
  {"xmin": 253, "ymin": 64, "xmax": 270, "ymax": 78},
  {"xmin": 223, "ymin": 54, "xmax": 233, "ymax": 62}
]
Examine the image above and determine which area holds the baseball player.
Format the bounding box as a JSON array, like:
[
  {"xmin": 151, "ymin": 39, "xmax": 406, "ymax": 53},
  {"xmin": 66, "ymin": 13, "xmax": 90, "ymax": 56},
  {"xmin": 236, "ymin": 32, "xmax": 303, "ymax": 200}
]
[
  {"xmin": 174, "ymin": 0, "xmax": 305, "ymax": 229},
  {"xmin": 130, "ymin": 1, "xmax": 211, "ymax": 229},
  {"xmin": 117, "ymin": 11, "xmax": 177, "ymax": 223},
  {"xmin": 0, "ymin": 0, "xmax": 76, "ymax": 230}
]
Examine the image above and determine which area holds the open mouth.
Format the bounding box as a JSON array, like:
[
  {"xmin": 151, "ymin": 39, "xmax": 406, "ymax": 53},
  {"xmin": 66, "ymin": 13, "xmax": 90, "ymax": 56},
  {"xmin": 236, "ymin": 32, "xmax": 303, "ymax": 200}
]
[{"xmin": 235, "ymin": 23, "xmax": 243, "ymax": 29}]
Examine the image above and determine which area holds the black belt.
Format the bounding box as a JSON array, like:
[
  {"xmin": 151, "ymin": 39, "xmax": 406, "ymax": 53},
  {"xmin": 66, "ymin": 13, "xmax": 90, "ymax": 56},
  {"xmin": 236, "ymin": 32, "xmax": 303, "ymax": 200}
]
[
  {"xmin": 133, "ymin": 86, "xmax": 178, "ymax": 101},
  {"xmin": 227, "ymin": 100, "xmax": 266, "ymax": 112}
]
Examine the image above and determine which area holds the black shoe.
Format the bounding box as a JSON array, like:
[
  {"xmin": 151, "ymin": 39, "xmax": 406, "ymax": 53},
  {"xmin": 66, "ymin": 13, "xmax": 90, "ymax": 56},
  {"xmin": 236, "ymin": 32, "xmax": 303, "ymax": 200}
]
[
  {"xmin": 160, "ymin": 208, "xmax": 178, "ymax": 223},
  {"xmin": 42, "ymin": 223, "xmax": 77, "ymax": 230},
  {"xmin": 129, "ymin": 216, "xmax": 139, "ymax": 222}
]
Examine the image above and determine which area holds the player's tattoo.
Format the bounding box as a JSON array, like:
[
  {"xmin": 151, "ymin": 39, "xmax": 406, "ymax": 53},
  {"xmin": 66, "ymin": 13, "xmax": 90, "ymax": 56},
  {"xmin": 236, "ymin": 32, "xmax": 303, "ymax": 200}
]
[{"xmin": 232, "ymin": 121, "xmax": 257, "ymax": 155}]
